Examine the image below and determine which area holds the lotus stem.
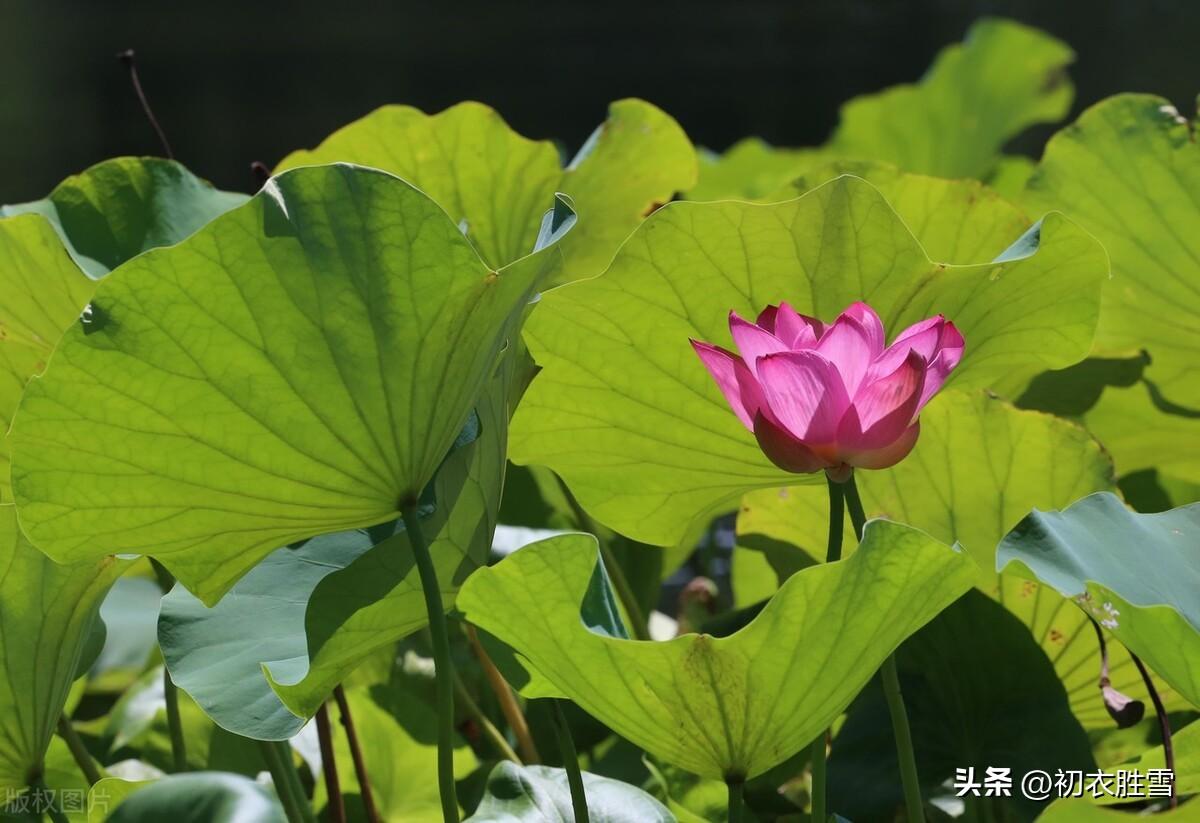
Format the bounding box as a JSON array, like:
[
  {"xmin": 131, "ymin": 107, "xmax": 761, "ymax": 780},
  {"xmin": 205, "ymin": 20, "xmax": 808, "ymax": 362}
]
[
  {"xmin": 258, "ymin": 740, "xmax": 315, "ymax": 823},
  {"xmin": 810, "ymin": 476, "xmax": 846, "ymax": 821},
  {"xmin": 844, "ymin": 474, "xmax": 925, "ymax": 823},
  {"xmin": 726, "ymin": 776, "xmax": 744, "ymax": 823},
  {"xmin": 400, "ymin": 501, "xmax": 460, "ymax": 823},
  {"xmin": 554, "ymin": 474, "xmax": 650, "ymax": 641},
  {"xmin": 151, "ymin": 560, "xmax": 189, "ymax": 773},
  {"xmin": 55, "ymin": 715, "xmax": 101, "ymax": 786},
  {"xmin": 315, "ymin": 703, "xmax": 346, "ymax": 823},
  {"xmin": 810, "ymin": 731, "xmax": 828, "ymax": 823},
  {"xmin": 453, "ymin": 671, "xmax": 521, "ymax": 764},
  {"xmin": 1130, "ymin": 652, "xmax": 1176, "ymax": 809},
  {"xmin": 467, "ymin": 624, "xmax": 541, "ymax": 763},
  {"xmin": 32, "ymin": 777, "xmax": 69, "ymax": 823},
  {"xmin": 333, "ymin": 685, "xmax": 382, "ymax": 823},
  {"xmin": 551, "ymin": 700, "xmax": 589, "ymax": 823}
]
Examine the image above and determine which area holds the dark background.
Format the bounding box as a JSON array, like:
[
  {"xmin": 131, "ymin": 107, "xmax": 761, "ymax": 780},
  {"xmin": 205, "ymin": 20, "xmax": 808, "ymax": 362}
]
[{"xmin": 2, "ymin": 0, "xmax": 1197, "ymax": 202}]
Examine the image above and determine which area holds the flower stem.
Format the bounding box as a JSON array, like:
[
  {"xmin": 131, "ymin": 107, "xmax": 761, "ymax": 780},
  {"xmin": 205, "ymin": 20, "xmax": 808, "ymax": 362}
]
[
  {"xmin": 56, "ymin": 715, "xmax": 101, "ymax": 786},
  {"xmin": 467, "ymin": 624, "xmax": 540, "ymax": 763},
  {"xmin": 1130, "ymin": 652, "xmax": 1176, "ymax": 809},
  {"xmin": 454, "ymin": 671, "xmax": 521, "ymax": 764},
  {"xmin": 400, "ymin": 501, "xmax": 460, "ymax": 823},
  {"xmin": 554, "ymin": 474, "xmax": 650, "ymax": 641},
  {"xmin": 825, "ymin": 475, "xmax": 845, "ymax": 563},
  {"xmin": 726, "ymin": 777, "xmax": 744, "ymax": 823},
  {"xmin": 333, "ymin": 685, "xmax": 381, "ymax": 823},
  {"xmin": 151, "ymin": 561, "xmax": 189, "ymax": 773},
  {"xmin": 843, "ymin": 474, "xmax": 924, "ymax": 823},
  {"xmin": 551, "ymin": 701, "xmax": 589, "ymax": 823},
  {"xmin": 810, "ymin": 731, "xmax": 828, "ymax": 823},
  {"xmin": 257, "ymin": 740, "xmax": 315, "ymax": 823},
  {"xmin": 315, "ymin": 703, "xmax": 346, "ymax": 823},
  {"xmin": 880, "ymin": 654, "xmax": 925, "ymax": 823}
]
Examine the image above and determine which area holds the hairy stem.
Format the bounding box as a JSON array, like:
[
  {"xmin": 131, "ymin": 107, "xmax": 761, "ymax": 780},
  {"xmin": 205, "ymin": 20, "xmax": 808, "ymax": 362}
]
[
  {"xmin": 844, "ymin": 474, "xmax": 924, "ymax": 823},
  {"xmin": 56, "ymin": 715, "xmax": 101, "ymax": 786},
  {"xmin": 1130, "ymin": 652, "xmax": 1176, "ymax": 809},
  {"xmin": 551, "ymin": 701, "xmax": 589, "ymax": 823},
  {"xmin": 333, "ymin": 686, "xmax": 381, "ymax": 823},
  {"xmin": 400, "ymin": 501, "xmax": 459, "ymax": 822},
  {"xmin": 825, "ymin": 474, "xmax": 846, "ymax": 563},
  {"xmin": 467, "ymin": 624, "xmax": 540, "ymax": 763},
  {"xmin": 315, "ymin": 704, "xmax": 346, "ymax": 823},
  {"xmin": 555, "ymin": 475, "xmax": 650, "ymax": 641}
]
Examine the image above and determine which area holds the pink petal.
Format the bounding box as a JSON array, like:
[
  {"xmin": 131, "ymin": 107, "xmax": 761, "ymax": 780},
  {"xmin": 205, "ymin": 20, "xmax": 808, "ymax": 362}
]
[
  {"xmin": 690, "ymin": 340, "xmax": 765, "ymax": 430},
  {"xmin": 753, "ymin": 412, "xmax": 830, "ymax": 474},
  {"xmin": 756, "ymin": 350, "xmax": 849, "ymax": 444},
  {"xmin": 815, "ymin": 316, "xmax": 875, "ymax": 396},
  {"xmin": 729, "ymin": 311, "xmax": 787, "ymax": 375},
  {"xmin": 754, "ymin": 304, "xmax": 780, "ymax": 334},
  {"xmin": 840, "ymin": 302, "xmax": 885, "ymax": 354},
  {"xmin": 846, "ymin": 422, "xmax": 921, "ymax": 470},
  {"xmin": 774, "ymin": 302, "xmax": 824, "ymax": 348},
  {"xmin": 839, "ymin": 350, "xmax": 926, "ymax": 450}
]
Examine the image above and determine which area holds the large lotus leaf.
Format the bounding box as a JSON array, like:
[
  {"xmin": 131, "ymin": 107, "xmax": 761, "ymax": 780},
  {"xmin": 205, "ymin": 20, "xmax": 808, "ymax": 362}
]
[
  {"xmin": 465, "ymin": 762, "xmax": 675, "ymax": 823},
  {"xmin": 735, "ymin": 391, "xmax": 1176, "ymax": 729},
  {"xmin": 0, "ymin": 217, "xmax": 95, "ymax": 502},
  {"xmin": 0, "ymin": 506, "xmax": 129, "ymax": 793},
  {"xmin": 160, "ymin": 356, "xmax": 508, "ymax": 737},
  {"xmin": 687, "ymin": 139, "xmax": 831, "ymax": 202},
  {"xmin": 104, "ymin": 773, "xmax": 285, "ymax": 823},
  {"xmin": 1023, "ymin": 94, "xmax": 1200, "ymax": 409},
  {"xmin": 829, "ymin": 19, "xmax": 1073, "ymax": 180},
  {"xmin": 311, "ymin": 688, "xmax": 477, "ymax": 822},
  {"xmin": 828, "ymin": 591, "xmax": 1094, "ymax": 822},
  {"xmin": 0, "ymin": 158, "xmax": 245, "ymax": 503},
  {"xmin": 1038, "ymin": 799, "xmax": 1197, "ymax": 821},
  {"xmin": 689, "ymin": 20, "xmax": 1072, "ymax": 201},
  {"xmin": 10, "ymin": 163, "xmax": 572, "ymax": 605},
  {"xmin": 458, "ymin": 523, "xmax": 976, "ymax": 780},
  {"xmin": 782, "ymin": 161, "xmax": 1032, "ymax": 263},
  {"xmin": 1021, "ymin": 94, "xmax": 1200, "ymax": 482},
  {"xmin": 1, "ymin": 156, "xmax": 247, "ymax": 279},
  {"xmin": 998, "ymin": 492, "xmax": 1200, "ymax": 708},
  {"xmin": 511, "ymin": 174, "xmax": 1106, "ymax": 546},
  {"xmin": 1091, "ymin": 719, "xmax": 1199, "ymax": 805},
  {"xmin": 1087, "ymin": 383, "xmax": 1200, "ymax": 486},
  {"xmin": 277, "ymin": 99, "xmax": 694, "ymax": 280}
]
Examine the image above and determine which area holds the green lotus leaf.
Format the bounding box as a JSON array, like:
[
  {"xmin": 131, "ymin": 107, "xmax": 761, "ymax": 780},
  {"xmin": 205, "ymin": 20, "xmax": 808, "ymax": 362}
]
[
  {"xmin": 828, "ymin": 591, "xmax": 1094, "ymax": 822},
  {"xmin": 2, "ymin": 156, "xmax": 247, "ymax": 279},
  {"xmin": 278, "ymin": 99, "xmax": 695, "ymax": 280},
  {"xmin": 1037, "ymin": 798, "xmax": 1197, "ymax": 821},
  {"xmin": 0, "ymin": 157, "xmax": 246, "ymax": 502},
  {"xmin": 457, "ymin": 523, "xmax": 976, "ymax": 780},
  {"xmin": 828, "ymin": 18, "xmax": 1073, "ymax": 179},
  {"xmin": 1091, "ymin": 719, "xmax": 1199, "ymax": 805},
  {"xmin": 311, "ymin": 688, "xmax": 477, "ymax": 822},
  {"xmin": 998, "ymin": 492, "xmax": 1200, "ymax": 708},
  {"xmin": 782, "ymin": 160, "xmax": 1032, "ymax": 263},
  {"xmin": 1021, "ymin": 94, "xmax": 1200, "ymax": 480},
  {"xmin": 104, "ymin": 773, "xmax": 285, "ymax": 823},
  {"xmin": 511, "ymin": 175, "xmax": 1106, "ymax": 546},
  {"xmin": 10, "ymin": 163, "xmax": 572, "ymax": 605},
  {"xmin": 688, "ymin": 19, "xmax": 1073, "ymax": 200},
  {"xmin": 465, "ymin": 762, "xmax": 675, "ymax": 823},
  {"xmin": 735, "ymin": 390, "xmax": 1176, "ymax": 729},
  {"xmin": 160, "ymin": 356, "xmax": 508, "ymax": 737},
  {"xmin": 0, "ymin": 505, "xmax": 129, "ymax": 793},
  {"xmin": 688, "ymin": 138, "xmax": 830, "ymax": 202}
]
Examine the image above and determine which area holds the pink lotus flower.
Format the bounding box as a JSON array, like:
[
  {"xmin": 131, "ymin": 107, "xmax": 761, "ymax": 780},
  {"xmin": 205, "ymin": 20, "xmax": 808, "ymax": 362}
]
[{"xmin": 691, "ymin": 302, "xmax": 963, "ymax": 481}]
